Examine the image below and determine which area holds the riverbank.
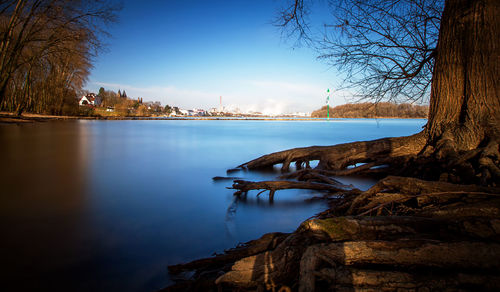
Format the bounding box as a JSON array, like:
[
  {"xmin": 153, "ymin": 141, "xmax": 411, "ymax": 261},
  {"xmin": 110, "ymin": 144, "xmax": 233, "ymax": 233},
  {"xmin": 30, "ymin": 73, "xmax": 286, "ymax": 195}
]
[
  {"xmin": 0, "ymin": 112, "xmax": 428, "ymax": 124},
  {"xmin": 0, "ymin": 112, "xmax": 315, "ymax": 122}
]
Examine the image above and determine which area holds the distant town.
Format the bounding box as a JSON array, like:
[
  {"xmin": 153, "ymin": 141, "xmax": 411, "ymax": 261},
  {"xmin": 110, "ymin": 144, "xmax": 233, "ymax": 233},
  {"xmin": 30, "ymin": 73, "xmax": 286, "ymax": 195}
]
[
  {"xmin": 77, "ymin": 87, "xmax": 429, "ymax": 119},
  {"xmin": 79, "ymin": 87, "xmax": 310, "ymax": 118}
]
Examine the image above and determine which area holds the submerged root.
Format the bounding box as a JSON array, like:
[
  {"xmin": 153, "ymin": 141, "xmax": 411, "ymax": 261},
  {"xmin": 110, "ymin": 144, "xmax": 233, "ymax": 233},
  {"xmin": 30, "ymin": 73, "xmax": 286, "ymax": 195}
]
[
  {"xmin": 229, "ymin": 179, "xmax": 361, "ymax": 201},
  {"xmin": 168, "ymin": 174, "xmax": 500, "ymax": 291},
  {"xmin": 166, "ymin": 133, "xmax": 500, "ymax": 291}
]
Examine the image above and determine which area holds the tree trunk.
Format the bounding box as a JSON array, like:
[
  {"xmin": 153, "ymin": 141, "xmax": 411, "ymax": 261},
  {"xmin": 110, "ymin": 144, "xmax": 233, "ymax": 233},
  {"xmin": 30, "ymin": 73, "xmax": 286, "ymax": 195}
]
[
  {"xmin": 165, "ymin": 1, "xmax": 500, "ymax": 291},
  {"xmin": 233, "ymin": 0, "xmax": 500, "ymax": 186},
  {"xmin": 427, "ymin": 0, "xmax": 500, "ymax": 150}
]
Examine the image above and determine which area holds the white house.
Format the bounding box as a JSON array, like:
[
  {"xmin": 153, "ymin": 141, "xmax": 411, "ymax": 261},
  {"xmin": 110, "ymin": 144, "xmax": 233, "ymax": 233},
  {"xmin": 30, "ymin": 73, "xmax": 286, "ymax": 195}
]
[{"xmin": 79, "ymin": 93, "xmax": 100, "ymax": 106}]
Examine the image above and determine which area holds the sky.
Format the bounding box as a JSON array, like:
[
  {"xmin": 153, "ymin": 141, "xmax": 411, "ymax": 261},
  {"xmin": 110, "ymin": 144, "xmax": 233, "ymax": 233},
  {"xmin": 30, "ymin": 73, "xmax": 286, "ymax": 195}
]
[{"xmin": 86, "ymin": 0, "xmax": 346, "ymax": 115}]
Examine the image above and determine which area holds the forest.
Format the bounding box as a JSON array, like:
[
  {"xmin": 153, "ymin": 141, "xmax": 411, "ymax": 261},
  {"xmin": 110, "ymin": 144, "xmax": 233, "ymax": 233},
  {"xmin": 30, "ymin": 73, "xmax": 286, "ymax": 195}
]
[
  {"xmin": 311, "ymin": 102, "xmax": 428, "ymax": 118},
  {"xmin": 0, "ymin": 0, "xmax": 118, "ymax": 115}
]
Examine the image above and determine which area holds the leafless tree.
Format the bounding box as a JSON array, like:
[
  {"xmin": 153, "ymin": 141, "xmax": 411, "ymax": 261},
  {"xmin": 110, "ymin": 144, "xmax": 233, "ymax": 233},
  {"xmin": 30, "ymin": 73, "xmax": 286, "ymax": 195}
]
[
  {"xmin": 0, "ymin": 0, "xmax": 120, "ymax": 114},
  {"xmin": 249, "ymin": 0, "xmax": 499, "ymax": 185},
  {"xmin": 279, "ymin": 0, "xmax": 443, "ymax": 103}
]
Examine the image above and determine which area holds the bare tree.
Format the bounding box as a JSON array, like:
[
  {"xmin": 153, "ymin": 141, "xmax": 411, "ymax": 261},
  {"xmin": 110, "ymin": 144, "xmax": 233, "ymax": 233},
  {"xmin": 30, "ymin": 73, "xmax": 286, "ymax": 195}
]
[
  {"xmin": 279, "ymin": 0, "xmax": 443, "ymax": 103},
  {"xmin": 230, "ymin": 0, "xmax": 500, "ymax": 194},
  {"xmin": 0, "ymin": 0, "xmax": 120, "ymax": 114},
  {"xmin": 262, "ymin": 0, "xmax": 498, "ymax": 184}
]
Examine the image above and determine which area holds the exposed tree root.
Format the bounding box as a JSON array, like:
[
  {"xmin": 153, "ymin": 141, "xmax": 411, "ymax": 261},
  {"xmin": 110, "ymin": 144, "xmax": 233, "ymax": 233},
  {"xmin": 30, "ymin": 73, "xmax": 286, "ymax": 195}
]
[
  {"xmin": 238, "ymin": 132, "xmax": 426, "ymax": 174},
  {"xmin": 236, "ymin": 131, "xmax": 499, "ymax": 186},
  {"xmin": 167, "ymin": 232, "xmax": 288, "ymax": 276},
  {"xmin": 166, "ymin": 175, "xmax": 500, "ymax": 291},
  {"xmin": 167, "ymin": 204, "xmax": 500, "ymax": 291},
  {"xmin": 299, "ymin": 241, "xmax": 500, "ymax": 292},
  {"xmin": 167, "ymin": 213, "xmax": 500, "ymax": 291},
  {"xmin": 303, "ymin": 265, "xmax": 500, "ymax": 292},
  {"xmin": 212, "ymin": 176, "xmax": 242, "ymax": 181},
  {"xmin": 165, "ymin": 132, "xmax": 500, "ymax": 291},
  {"xmin": 229, "ymin": 179, "xmax": 361, "ymax": 200},
  {"xmin": 347, "ymin": 176, "xmax": 500, "ymax": 215}
]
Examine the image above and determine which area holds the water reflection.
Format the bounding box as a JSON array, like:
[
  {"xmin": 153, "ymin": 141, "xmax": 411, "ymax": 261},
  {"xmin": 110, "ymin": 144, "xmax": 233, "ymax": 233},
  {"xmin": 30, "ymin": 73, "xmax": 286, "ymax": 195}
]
[
  {"xmin": 0, "ymin": 121, "xmax": 90, "ymax": 291},
  {"xmin": 0, "ymin": 119, "xmax": 426, "ymax": 291}
]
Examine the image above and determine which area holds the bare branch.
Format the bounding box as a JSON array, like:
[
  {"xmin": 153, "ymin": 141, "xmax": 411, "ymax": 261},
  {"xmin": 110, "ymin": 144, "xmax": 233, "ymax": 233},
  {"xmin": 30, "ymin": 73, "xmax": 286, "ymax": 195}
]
[{"xmin": 278, "ymin": 0, "xmax": 444, "ymax": 103}]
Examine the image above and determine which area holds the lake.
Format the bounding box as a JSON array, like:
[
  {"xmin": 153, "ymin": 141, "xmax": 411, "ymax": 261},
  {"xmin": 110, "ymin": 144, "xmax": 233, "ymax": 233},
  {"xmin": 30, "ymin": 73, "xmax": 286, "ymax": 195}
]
[{"xmin": 0, "ymin": 118, "xmax": 426, "ymax": 291}]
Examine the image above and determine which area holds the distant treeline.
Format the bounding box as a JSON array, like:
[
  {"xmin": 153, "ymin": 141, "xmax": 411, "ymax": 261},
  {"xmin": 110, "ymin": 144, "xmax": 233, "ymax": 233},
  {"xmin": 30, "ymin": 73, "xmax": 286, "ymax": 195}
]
[{"xmin": 311, "ymin": 102, "xmax": 428, "ymax": 118}]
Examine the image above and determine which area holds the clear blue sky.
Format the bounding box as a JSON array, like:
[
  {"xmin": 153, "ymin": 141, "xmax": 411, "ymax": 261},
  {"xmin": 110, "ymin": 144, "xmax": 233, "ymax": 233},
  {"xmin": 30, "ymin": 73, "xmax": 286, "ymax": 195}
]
[{"xmin": 86, "ymin": 0, "xmax": 345, "ymax": 114}]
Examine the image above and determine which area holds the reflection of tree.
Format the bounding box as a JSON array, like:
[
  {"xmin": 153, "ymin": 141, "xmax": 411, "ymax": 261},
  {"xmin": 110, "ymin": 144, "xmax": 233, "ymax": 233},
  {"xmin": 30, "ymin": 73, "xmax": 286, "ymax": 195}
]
[
  {"xmin": 225, "ymin": 196, "xmax": 239, "ymax": 241},
  {"xmin": 1, "ymin": 122, "xmax": 90, "ymax": 290}
]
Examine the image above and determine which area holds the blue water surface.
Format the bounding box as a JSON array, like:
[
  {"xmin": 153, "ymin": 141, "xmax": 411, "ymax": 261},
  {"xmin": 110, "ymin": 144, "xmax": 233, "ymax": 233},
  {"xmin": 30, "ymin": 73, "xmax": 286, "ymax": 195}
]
[{"xmin": 0, "ymin": 118, "xmax": 426, "ymax": 291}]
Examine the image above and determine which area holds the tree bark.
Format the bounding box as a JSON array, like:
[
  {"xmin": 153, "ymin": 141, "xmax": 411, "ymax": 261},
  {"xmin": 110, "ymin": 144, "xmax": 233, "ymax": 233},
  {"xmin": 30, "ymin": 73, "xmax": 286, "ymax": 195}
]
[
  {"xmin": 165, "ymin": 1, "xmax": 500, "ymax": 290},
  {"xmin": 300, "ymin": 241, "xmax": 500, "ymax": 292},
  {"xmin": 427, "ymin": 0, "xmax": 500, "ymax": 150}
]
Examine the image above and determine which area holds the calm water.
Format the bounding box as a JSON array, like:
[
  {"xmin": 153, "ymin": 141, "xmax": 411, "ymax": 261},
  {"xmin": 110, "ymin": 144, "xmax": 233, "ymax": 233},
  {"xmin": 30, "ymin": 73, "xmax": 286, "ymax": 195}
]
[{"xmin": 0, "ymin": 119, "xmax": 425, "ymax": 291}]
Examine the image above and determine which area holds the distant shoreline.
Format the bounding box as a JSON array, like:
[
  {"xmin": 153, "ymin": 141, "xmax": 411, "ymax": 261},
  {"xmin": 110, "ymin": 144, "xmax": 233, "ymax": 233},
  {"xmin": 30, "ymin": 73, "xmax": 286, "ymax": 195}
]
[{"xmin": 0, "ymin": 112, "xmax": 427, "ymax": 124}]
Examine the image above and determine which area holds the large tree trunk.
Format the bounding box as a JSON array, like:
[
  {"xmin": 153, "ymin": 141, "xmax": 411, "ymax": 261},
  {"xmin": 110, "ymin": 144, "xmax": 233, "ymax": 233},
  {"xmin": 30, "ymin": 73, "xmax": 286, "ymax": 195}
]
[
  {"xmin": 235, "ymin": 0, "xmax": 499, "ymax": 186},
  {"xmin": 427, "ymin": 0, "xmax": 500, "ymax": 150},
  {"xmin": 165, "ymin": 1, "xmax": 500, "ymax": 291}
]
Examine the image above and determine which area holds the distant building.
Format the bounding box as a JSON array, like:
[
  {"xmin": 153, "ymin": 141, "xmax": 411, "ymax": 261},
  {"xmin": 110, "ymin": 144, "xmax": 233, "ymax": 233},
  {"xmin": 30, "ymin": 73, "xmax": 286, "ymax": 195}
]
[
  {"xmin": 194, "ymin": 109, "xmax": 206, "ymax": 116},
  {"xmin": 79, "ymin": 93, "xmax": 100, "ymax": 106},
  {"xmin": 248, "ymin": 111, "xmax": 263, "ymax": 116},
  {"xmin": 144, "ymin": 101, "xmax": 161, "ymax": 110}
]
